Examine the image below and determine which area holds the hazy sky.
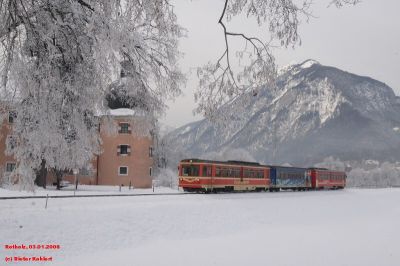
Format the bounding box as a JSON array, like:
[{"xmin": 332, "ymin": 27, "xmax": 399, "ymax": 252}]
[{"xmin": 161, "ymin": 0, "xmax": 400, "ymax": 128}]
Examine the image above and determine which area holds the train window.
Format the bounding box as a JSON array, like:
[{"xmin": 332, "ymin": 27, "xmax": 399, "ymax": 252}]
[
  {"xmin": 217, "ymin": 167, "xmax": 238, "ymax": 178},
  {"xmin": 257, "ymin": 171, "xmax": 264, "ymax": 179},
  {"xmin": 226, "ymin": 168, "xmax": 231, "ymax": 177},
  {"xmin": 216, "ymin": 168, "xmax": 221, "ymax": 177},
  {"xmin": 243, "ymin": 169, "xmax": 250, "ymax": 178},
  {"xmin": 182, "ymin": 165, "xmax": 200, "ymax": 177},
  {"xmin": 250, "ymin": 170, "xmax": 254, "ymax": 178},
  {"xmin": 244, "ymin": 169, "xmax": 262, "ymax": 178},
  {"xmin": 221, "ymin": 168, "xmax": 227, "ymax": 177},
  {"xmin": 202, "ymin": 166, "xmax": 212, "ymax": 177},
  {"xmin": 216, "ymin": 167, "xmax": 228, "ymax": 177},
  {"xmin": 233, "ymin": 168, "xmax": 240, "ymax": 177}
]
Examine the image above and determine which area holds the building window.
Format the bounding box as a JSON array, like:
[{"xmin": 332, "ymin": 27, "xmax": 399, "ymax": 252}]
[
  {"xmin": 8, "ymin": 111, "xmax": 16, "ymax": 124},
  {"xmin": 119, "ymin": 123, "xmax": 131, "ymax": 134},
  {"xmin": 149, "ymin": 146, "xmax": 153, "ymax": 157},
  {"xmin": 149, "ymin": 167, "xmax": 152, "ymax": 177},
  {"xmin": 117, "ymin": 145, "xmax": 131, "ymax": 155},
  {"xmin": 6, "ymin": 135, "xmax": 17, "ymax": 150},
  {"xmin": 6, "ymin": 162, "xmax": 16, "ymax": 172},
  {"xmin": 79, "ymin": 167, "xmax": 91, "ymax": 176},
  {"xmin": 119, "ymin": 166, "xmax": 128, "ymax": 176}
]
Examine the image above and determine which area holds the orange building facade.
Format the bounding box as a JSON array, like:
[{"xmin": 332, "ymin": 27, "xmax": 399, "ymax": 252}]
[
  {"xmin": 0, "ymin": 106, "xmax": 17, "ymax": 180},
  {"xmin": 0, "ymin": 108, "xmax": 154, "ymax": 188}
]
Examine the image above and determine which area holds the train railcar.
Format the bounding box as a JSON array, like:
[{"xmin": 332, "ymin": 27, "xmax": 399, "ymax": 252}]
[
  {"xmin": 178, "ymin": 159, "xmax": 270, "ymax": 192},
  {"xmin": 269, "ymin": 166, "xmax": 311, "ymax": 191},
  {"xmin": 309, "ymin": 168, "xmax": 346, "ymax": 189}
]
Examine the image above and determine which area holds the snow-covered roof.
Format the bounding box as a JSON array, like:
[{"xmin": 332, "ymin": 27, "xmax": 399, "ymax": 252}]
[
  {"xmin": 107, "ymin": 108, "xmax": 137, "ymax": 116},
  {"xmin": 95, "ymin": 107, "xmax": 144, "ymax": 117}
]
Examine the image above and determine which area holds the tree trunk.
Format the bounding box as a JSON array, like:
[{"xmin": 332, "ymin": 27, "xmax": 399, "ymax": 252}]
[
  {"xmin": 75, "ymin": 176, "xmax": 79, "ymax": 190},
  {"xmin": 35, "ymin": 159, "xmax": 47, "ymax": 189},
  {"xmin": 55, "ymin": 169, "xmax": 63, "ymax": 190}
]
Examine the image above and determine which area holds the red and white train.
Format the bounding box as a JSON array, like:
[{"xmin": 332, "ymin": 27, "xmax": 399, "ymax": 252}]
[{"xmin": 178, "ymin": 159, "xmax": 346, "ymax": 193}]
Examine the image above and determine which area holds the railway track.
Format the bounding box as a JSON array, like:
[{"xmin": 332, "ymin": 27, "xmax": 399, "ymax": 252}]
[
  {"xmin": 0, "ymin": 192, "xmax": 191, "ymax": 200},
  {"xmin": 0, "ymin": 187, "xmax": 347, "ymax": 200}
]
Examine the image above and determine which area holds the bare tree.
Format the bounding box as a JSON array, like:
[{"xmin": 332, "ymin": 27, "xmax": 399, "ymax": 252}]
[{"xmin": 195, "ymin": 0, "xmax": 359, "ymax": 121}]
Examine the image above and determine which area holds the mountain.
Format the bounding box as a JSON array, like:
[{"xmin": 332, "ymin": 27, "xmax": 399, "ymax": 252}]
[{"xmin": 167, "ymin": 60, "xmax": 400, "ymax": 166}]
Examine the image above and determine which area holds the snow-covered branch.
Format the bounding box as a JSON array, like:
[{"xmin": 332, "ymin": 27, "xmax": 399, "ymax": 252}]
[
  {"xmin": 195, "ymin": 0, "xmax": 359, "ymax": 122},
  {"xmin": 0, "ymin": 0, "xmax": 185, "ymax": 189}
]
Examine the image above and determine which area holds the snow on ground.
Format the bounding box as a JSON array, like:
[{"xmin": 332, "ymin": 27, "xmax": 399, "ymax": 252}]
[
  {"xmin": 1, "ymin": 189, "xmax": 399, "ymax": 266},
  {"xmin": 0, "ymin": 185, "xmax": 179, "ymax": 197}
]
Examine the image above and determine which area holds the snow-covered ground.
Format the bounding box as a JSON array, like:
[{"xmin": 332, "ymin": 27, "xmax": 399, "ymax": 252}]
[
  {"xmin": 1, "ymin": 188, "xmax": 399, "ymax": 266},
  {"xmin": 0, "ymin": 185, "xmax": 179, "ymax": 197}
]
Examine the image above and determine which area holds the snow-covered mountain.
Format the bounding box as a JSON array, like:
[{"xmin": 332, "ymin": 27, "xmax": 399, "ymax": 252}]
[{"xmin": 167, "ymin": 60, "xmax": 400, "ymax": 165}]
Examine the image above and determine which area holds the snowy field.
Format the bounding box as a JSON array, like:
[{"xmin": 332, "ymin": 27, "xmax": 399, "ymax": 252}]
[
  {"xmin": 0, "ymin": 185, "xmax": 179, "ymax": 197},
  {"xmin": 1, "ymin": 188, "xmax": 400, "ymax": 266}
]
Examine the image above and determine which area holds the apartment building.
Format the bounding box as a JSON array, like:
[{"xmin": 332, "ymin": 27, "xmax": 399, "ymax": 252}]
[{"xmin": 0, "ymin": 107, "xmax": 154, "ymax": 188}]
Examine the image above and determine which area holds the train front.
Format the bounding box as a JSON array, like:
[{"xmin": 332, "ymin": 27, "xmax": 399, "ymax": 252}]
[{"xmin": 178, "ymin": 159, "xmax": 208, "ymax": 192}]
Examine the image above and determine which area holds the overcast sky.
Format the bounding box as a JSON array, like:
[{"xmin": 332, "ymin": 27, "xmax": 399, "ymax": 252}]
[{"xmin": 161, "ymin": 0, "xmax": 400, "ymax": 128}]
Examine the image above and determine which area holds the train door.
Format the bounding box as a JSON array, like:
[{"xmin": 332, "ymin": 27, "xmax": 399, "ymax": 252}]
[
  {"xmin": 233, "ymin": 167, "xmax": 245, "ymax": 191},
  {"xmin": 265, "ymin": 168, "xmax": 271, "ymax": 188},
  {"xmin": 305, "ymin": 170, "xmax": 311, "ymax": 188},
  {"xmin": 270, "ymin": 167, "xmax": 277, "ymax": 188},
  {"xmin": 310, "ymin": 170, "xmax": 317, "ymax": 189},
  {"xmin": 202, "ymin": 165, "xmax": 212, "ymax": 190}
]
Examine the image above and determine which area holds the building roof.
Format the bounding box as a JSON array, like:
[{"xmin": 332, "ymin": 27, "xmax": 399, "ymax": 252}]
[
  {"xmin": 95, "ymin": 107, "xmax": 148, "ymax": 118},
  {"xmin": 107, "ymin": 108, "xmax": 137, "ymax": 116}
]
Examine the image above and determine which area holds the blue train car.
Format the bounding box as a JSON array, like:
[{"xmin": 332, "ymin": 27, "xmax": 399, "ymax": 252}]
[{"xmin": 269, "ymin": 166, "xmax": 311, "ymax": 191}]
